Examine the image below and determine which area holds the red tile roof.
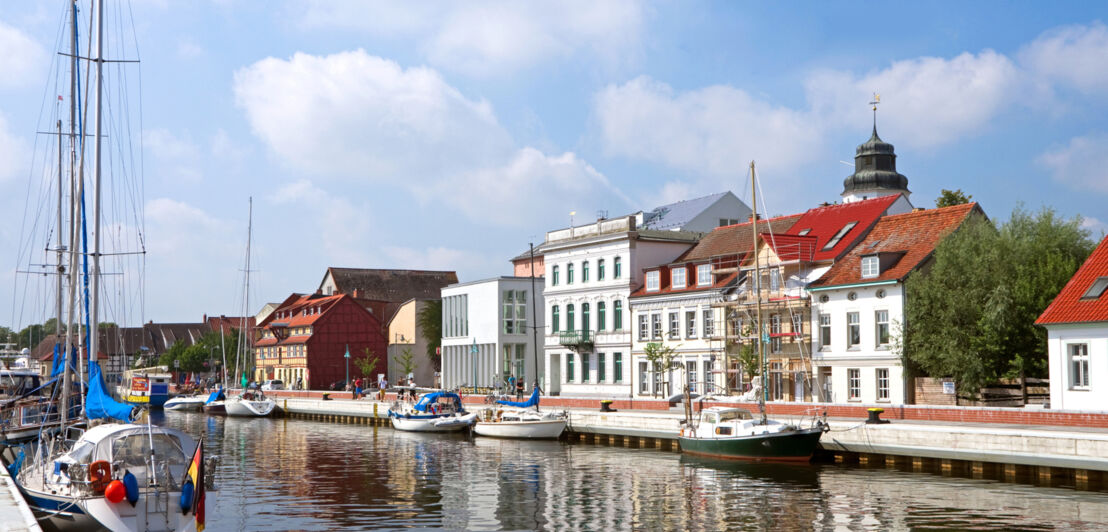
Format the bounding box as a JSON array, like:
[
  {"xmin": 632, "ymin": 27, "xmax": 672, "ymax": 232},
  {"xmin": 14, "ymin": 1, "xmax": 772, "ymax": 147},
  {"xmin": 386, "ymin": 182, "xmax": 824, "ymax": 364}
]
[
  {"xmin": 677, "ymin": 214, "xmax": 802, "ymax": 262},
  {"xmin": 785, "ymin": 194, "xmax": 902, "ymax": 261},
  {"xmin": 809, "ymin": 203, "xmax": 980, "ymax": 289},
  {"xmin": 259, "ymin": 293, "xmax": 347, "ymax": 328},
  {"xmin": 1037, "ymin": 235, "xmax": 1108, "ymax": 325},
  {"xmin": 761, "ymin": 234, "xmax": 818, "ymax": 263}
]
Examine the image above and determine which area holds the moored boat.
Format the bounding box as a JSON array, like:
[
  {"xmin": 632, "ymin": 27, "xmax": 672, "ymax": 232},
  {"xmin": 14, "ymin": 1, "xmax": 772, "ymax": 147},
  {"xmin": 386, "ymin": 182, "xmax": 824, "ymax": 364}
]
[
  {"xmin": 224, "ymin": 390, "xmax": 276, "ymax": 417},
  {"xmin": 473, "ymin": 389, "xmax": 567, "ymax": 439},
  {"xmin": 118, "ymin": 367, "xmax": 172, "ymax": 408},
  {"xmin": 164, "ymin": 395, "xmax": 207, "ymax": 412},
  {"xmin": 677, "ymin": 407, "xmax": 826, "ymax": 462},
  {"xmin": 388, "ymin": 391, "xmax": 476, "ymax": 432}
]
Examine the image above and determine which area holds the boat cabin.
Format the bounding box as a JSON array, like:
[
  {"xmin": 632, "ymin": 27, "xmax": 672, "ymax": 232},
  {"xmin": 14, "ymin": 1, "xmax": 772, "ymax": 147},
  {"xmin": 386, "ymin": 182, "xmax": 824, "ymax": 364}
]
[
  {"xmin": 0, "ymin": 370, "xmax": 44, "ymax": 401},
  {"xmin": 120, "ymin": 367, "xmax": 171, "ymax": 407},
  {"xmin": 693, "ymin": 407, "xmax": 791, "ymax": 439}
]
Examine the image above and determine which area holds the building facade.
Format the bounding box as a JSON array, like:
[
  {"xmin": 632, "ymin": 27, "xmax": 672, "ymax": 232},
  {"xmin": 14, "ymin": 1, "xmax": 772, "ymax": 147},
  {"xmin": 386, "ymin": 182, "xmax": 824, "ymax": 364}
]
[
  {"xmin": 385, "ymin": 299, "xmax": 437, "ymax": 387},
  {"xmin": 440, "ymin": 277, "xmax": 545, "ymax": 393}
]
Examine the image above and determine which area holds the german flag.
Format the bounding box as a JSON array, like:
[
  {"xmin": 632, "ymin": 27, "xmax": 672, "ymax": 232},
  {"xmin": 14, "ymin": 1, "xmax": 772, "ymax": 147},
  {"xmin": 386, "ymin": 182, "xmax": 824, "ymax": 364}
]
[{"xmin": 185, "ymin": 441, "xmax": 205, "ymax": 531}]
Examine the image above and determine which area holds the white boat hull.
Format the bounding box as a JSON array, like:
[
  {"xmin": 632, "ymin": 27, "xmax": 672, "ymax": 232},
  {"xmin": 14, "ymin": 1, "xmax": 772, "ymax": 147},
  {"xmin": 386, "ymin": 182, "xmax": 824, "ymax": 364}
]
[
  {"xmin": 389, "ymin": 412, "xmax": 476, "ymax": 432},
  {"xmin": 21, "ymin": 474, "xmax": 212, "ymax": 532},
  {"xmin": 473, "ymin": 419, "xmax": 566, "ymax": 439},
  {"xmin": 164, "ymin": 396, "xmax": 206, "ymax": 411},
  {"xmin": 224, "ymin": 397, "xmax": 276, "ymax": 417}
]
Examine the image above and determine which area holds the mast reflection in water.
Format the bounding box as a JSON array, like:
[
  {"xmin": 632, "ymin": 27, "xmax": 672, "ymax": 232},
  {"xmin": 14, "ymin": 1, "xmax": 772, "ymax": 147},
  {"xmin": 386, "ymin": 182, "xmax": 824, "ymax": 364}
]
[{"xmin": 153, "ymin": 412, "xmax": 1108, "ymax": 531}]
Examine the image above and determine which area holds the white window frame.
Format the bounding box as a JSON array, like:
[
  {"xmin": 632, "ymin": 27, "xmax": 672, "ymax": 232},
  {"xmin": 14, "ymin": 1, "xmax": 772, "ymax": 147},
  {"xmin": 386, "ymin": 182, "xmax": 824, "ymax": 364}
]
[
  {"xmin": 819, "ymin": 313, "xmax": 831, "ymax": 349},
  {"xmin": 672, "ymin": 267, "xmax": 686, "ymax": 290},
  {"xmin": 638, "ymin": 314, "xmax": 648, "ymax": 341},
  {"xmin": 847, "ymin": 312, "xmax": 861, "ymax": 348},
  {"xmin": 875, "ymin": 309, "xmax": 890, "ymax": 347},
  {"xmin": 651, "ymin": 313, "xmax": 662, "ymax": 339},
  {"xmin": 861, "ymin": 256, "xmax": 879, "ymax": 278},
  {"xmin": 848, "ymin": 368, "xmax": 861, "ymax": 400},
  {"xmin": 646, "ymin": 271, "xmax": 660, "ymax": 291},
  {"xmin": 703, "ymin": 308, "xmax": 715, "ymax": 337},
  {"xmin": 697, "ymin": 264, "xmax": 712, "ymax": 286},
  {"xmin": 668, "ymin": 312, "xmax": 679, "ymax": 339},
  {"xmin": 1069, "ymin": 343, "xmax": 1090, "ymax": 389},
  {"xmin": 686, "ymin": 310, "xmax": 697, "ymax": 339},
  {"xmin": 876, "ymin": 368, "xmax": 889, "ymax": 401}
]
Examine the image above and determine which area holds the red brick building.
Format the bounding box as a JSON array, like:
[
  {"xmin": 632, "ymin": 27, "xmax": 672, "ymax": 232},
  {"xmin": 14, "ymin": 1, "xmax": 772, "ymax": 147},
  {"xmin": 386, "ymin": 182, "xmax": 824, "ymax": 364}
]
[{"xmin": 254, "ymin": 293, "xmax": 387, "ymax": 389}]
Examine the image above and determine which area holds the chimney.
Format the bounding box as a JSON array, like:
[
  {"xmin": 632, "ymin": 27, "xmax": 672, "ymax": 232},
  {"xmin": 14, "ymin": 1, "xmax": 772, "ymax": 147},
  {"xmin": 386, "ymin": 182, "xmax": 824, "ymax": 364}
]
[
  {"xmin": 353, "ymin": 288, "xmax": 359, "ymax": 299},
  {"xmin": 749, "ymin": 213, "xmax": 761, "ymax": 222},
  {"xmin": 819, "ymin": 202, "xmax": 832, "ymax": 207},
  {"xmin": 315, "ymin": 288, "xmax": 322, "ymax": 295}
]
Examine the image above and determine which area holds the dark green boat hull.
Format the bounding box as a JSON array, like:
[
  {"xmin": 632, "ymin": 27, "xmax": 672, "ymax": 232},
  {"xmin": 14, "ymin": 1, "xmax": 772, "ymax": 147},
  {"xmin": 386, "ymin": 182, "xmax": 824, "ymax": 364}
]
[{"xmin": 678, "ymin": 427, "xmax": 825, "ymax": 462}]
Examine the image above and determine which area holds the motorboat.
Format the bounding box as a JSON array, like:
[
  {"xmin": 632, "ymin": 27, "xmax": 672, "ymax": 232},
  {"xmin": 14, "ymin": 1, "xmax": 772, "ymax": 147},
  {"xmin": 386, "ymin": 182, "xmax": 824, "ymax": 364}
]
[
  {"xmin": 473, "ymin": 389, "xmax": 567, "ymax": 439},
  {"xmin": 223, "ymin": 390, "xmax": 277, "ymax": 417},
  {"xmin": 677, "ymin": 407, "xmax": 827, "ymax": 462},
  {"xmin": 163, "ymin": 395, "xmax": 207, "ymax": 412},
  {"xmin": 118, "ymin": 367, "xmax": 172, "ymax": 408},
  {"xmin": 17, "ymin": 423, "xmax": 216, "ymax": 532},
  {"xmin": 388, "ymin": 391, "xmax": 476, "ymax": 432}
]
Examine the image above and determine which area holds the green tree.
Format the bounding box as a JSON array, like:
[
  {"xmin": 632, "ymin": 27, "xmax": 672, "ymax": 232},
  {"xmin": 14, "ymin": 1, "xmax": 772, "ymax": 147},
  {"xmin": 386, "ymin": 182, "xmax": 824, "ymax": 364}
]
[
  {"xmin": 936, "ymin": 189, "xmax": 973, "ymax": 208},
  {"xmin": 354, "ymin": 347, "xmax": 380, "ymax": 380},
  {"xmin": 736, "ymin": 343, "xmax": 760, "ymax": 384},
  {"xmin": 643, "ymin": 342, "xmax": 677, "ymax": 398},
  {"xmin": 396, "ymin": 347, "xmax": 418, "ymax": 378},
  {"xmin": 903, "ymin": 207, "xmax": 1094, "ymax": 396},
  {"xmin": 417, "ymin": 299, "xmax": 442, "ymax": 371}
]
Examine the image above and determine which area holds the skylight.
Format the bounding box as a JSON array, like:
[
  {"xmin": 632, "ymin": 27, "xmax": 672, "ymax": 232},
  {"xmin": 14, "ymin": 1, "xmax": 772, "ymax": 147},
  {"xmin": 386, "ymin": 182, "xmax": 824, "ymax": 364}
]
[
  {"xmin": 822, "ymin": 221, "xmax": 858, "ymax": 251},
  {"xmin": 1082, "ymin": 277, "xmax": 1108, "ymax": 300},
  {"xmin": 797, "ymin": 229, "xmax": 811, "ymax": 236}
]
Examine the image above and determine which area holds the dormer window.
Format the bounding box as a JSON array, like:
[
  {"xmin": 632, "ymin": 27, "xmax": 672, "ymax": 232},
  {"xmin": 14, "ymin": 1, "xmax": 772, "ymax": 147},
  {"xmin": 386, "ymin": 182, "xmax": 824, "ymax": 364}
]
[
  {"xmin": 861, "ymin": 255, "xmax": 879, "ymax": 278},
  {"xmin": 672, "ymin": 267, "xmax": 686, "ymax": 289},
  {"xmin": 697, "ymin": 264, "xmax": 712, "ymax": 286},
  {"xmin": 823, "ymin": 221, "xmax": 858, "ymax": 251},
  {"xmin": 1082, "ymin": 277, "xmax": 1108, "ymax": 300},
  {"xmin": 646, "ymin": 271, "xmax": 660, "ymax": 291}
]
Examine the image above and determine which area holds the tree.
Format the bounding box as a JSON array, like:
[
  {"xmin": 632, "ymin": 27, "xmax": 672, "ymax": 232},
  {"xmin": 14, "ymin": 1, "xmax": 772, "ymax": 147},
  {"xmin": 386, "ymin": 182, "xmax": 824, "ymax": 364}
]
[
  {"xmin": 643, "ymin": 342, "xmax": 677, "ymax": 398},
  {"xmin": 736, "ymin": 343, "xmax": 760, "ymax": 385},
  {"xmin": 903, "ymin": 207, "xmax": 1094, "ymax": 396},
  {"xmin": 396, "ymin": 347, "xmax": 418, "ymax": 380},
  {"xmin": 417, "ymin": 299, "xmax": 442, "ymax": 371},
  {"xmin": 353, "ymin": 347, "xmax": 380, "ymax": 380},
  {"xmin": 936, "ymin": 189, "xmax": 972, "ymax": 208}
]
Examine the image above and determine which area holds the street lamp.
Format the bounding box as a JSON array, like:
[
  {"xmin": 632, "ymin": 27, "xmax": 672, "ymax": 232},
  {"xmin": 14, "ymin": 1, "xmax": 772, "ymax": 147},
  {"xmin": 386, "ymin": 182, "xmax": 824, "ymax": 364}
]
[{"xmin": 344, "ymin": 344, "xmax": 350, "ymax": 387}]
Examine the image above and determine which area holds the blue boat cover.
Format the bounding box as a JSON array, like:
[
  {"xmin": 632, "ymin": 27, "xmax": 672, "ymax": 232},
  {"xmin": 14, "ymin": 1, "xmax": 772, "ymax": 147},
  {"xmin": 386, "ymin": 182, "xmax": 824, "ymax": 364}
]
[
  {"xmin": 49, "ymin": 344, "xmax": 78, "ymax": 378},
  {"xmin": 205, "ymin": 387, "xmax": 225, "ymax": 405},
  {"xmin": 496, "ymin": 388, "xmax": 540, "ymax": 408},
  {"xmin": 413, "ymin": 391, "xmax": 462, "ymax": 412},
  {"xmin": 86, "ymin": 360, "xmax": 136, "ymax": 422}
]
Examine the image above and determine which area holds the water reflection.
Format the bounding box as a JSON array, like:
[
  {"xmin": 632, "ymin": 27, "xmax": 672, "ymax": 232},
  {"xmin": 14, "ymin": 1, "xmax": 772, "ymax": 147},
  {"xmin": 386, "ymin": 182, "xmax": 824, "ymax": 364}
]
[{"xmin": 152, "ymin": 412, "xmax": 1108, "ymax": 531}]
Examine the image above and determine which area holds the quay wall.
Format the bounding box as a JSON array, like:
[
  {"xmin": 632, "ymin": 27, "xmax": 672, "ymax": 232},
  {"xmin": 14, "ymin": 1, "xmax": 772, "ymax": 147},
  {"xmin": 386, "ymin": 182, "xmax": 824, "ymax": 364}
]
[{"xmin": 0, "ymin": 459, "xmax": 42, "ymax": 532}]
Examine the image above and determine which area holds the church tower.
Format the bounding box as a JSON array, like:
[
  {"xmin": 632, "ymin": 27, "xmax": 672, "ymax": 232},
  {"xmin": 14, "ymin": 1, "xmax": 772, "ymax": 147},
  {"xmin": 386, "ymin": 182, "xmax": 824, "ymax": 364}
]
[{"xmin": 841, "ymin": 98, "xmax": 911, "ymax": 203}]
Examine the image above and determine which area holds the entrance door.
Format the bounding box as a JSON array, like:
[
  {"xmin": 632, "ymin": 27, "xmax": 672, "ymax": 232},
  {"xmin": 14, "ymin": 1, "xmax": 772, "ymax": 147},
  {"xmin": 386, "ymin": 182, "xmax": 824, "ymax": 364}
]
[
  {"xmin": 819, "ymin": 367, "xmax": 832, "ymax": 402},
  {"xmin": 548, "ymin": 353, "xmax": 561, "ymax": 396}
]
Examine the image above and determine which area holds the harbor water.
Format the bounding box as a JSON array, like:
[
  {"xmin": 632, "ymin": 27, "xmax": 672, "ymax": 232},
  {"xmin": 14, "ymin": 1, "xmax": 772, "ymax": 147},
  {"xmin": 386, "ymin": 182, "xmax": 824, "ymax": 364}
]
[{"xmin": 153, "ymin": 411, "xmax": 1108, "ymax": 531}]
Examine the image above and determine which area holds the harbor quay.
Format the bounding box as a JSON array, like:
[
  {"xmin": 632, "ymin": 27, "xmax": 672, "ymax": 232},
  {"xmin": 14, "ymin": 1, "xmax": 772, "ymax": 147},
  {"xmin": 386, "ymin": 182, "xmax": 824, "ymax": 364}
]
[
  {"xmin": 0, "ymin": 457, "xmax": 41, "ymax": 532},
  {"xmin": 265, "ymin": 389, "xmax": 1108, "ymax": 490}
]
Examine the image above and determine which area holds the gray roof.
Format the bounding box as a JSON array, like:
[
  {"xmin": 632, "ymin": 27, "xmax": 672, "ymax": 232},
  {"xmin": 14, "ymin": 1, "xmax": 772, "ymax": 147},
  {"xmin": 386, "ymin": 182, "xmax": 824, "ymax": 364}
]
[
  {"xmin": 640, "ymin": 192, "xmax": 728, "ymax": 231},
  {"xmin": 323, "ymin": 268, "xmax": 458, "ymax": 302}
]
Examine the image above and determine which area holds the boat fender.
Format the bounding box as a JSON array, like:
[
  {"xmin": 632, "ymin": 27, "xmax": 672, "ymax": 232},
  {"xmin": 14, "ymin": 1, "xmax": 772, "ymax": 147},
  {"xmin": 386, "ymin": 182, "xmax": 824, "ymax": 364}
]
[
  {"xmin": 123, "ymin": 470, "xmax": 139, "ymax": 506},
  {"xmin": 179, "ymin": 478, "xmax": 194, "ymax": 514},
  {"xmin": 105, "ymin": 480, "xmax": 126, "ymax": 504}
]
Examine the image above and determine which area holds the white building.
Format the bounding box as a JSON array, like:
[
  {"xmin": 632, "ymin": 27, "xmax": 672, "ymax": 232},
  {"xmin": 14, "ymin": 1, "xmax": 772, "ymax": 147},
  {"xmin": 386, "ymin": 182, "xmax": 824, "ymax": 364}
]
[
  {"xmin": 440, "ymin": 277, "xmax": 545, "ymax": 393},
  {"xmin": 807, "ymin": 203, "xmax": 978, "ymax": 404},
  {"xmin": 542, "ymin": 192, "xmax": 751, "ymax": 397},
  {"xmin": 1037, "ymin": 235, "xmax": 1108, "ymax": 411}
]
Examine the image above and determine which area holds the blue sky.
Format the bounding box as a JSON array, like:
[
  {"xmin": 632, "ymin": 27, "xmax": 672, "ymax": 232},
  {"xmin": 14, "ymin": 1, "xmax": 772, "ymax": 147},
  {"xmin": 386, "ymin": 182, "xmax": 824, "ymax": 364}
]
[{"xmin": 2, "ymin": 1, "xmax": 1107, "ymax": 326}]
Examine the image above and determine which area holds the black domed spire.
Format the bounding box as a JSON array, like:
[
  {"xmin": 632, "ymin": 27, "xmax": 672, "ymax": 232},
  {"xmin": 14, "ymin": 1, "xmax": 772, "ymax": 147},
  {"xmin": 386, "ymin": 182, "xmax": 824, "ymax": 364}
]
[{"xmin": 841, "ymin": 124, "xmax": 909, "ymax": 201}]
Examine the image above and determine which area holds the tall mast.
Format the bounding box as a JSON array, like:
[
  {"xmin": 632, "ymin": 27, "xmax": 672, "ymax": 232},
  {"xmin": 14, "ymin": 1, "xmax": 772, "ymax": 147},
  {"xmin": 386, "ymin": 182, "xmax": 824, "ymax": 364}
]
[
  {"xmin": 237, "ymin": 197, "xmax": 253, "ymax": 387},
  {"xmin": 529, "ymin": 242, "xmax": 539, "ymax": 407},
  {"xmin": 749, "ymin": 161, "xmax": 767, "ymax": 424},
  {"xmin": 89, "ymin": 0, "xmax": 104, "ymax": 366},
  {"xmin": 55, "ymin": 120, "xmax": 64, "ymax": 341},
  {"xmin": 60, "ymin": 0, "xmax": 82, "ymax": 426}
]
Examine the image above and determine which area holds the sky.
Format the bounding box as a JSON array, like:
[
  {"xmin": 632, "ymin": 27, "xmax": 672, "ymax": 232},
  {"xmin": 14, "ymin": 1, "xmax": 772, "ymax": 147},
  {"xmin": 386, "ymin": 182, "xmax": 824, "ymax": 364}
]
[{"xmin": 1, "ymin": 0, "xmax": 1107, "ymax": 327}]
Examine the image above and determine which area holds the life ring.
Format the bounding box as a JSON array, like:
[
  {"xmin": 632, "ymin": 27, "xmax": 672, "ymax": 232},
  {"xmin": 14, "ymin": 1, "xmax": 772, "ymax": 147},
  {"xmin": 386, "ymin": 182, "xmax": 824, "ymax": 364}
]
[{"xmin": 89, "ymin": 460, "xmax": 112, "ymax": 493}]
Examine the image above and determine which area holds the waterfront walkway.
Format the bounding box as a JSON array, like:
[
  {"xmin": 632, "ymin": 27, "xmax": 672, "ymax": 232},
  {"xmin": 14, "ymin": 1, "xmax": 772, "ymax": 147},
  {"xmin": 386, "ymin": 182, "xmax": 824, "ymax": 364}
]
[{"xmin": 0, "ymin": 464, "xmax": 40, "ymax": 532}]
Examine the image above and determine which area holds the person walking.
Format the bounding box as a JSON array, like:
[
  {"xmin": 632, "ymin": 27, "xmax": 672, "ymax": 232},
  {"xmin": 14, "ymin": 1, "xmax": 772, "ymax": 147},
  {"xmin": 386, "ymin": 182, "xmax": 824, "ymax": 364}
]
[
  {"xmin": 354, "ymin": 377, "xmax": 362, "ymax": 400},
  {"xmin": 515, "ymin": 377, "xmax": 525, "ymax": 400}
]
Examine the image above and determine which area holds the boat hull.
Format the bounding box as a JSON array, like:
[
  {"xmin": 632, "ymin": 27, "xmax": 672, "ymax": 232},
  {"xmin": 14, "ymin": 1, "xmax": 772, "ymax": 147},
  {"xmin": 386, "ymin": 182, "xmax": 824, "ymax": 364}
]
[
  {"xmin": 164, "ymin": 396, "xmax": 206, "ymax": 411},
  {"xmin": 473, "ymin": 419, "xmax": 566, "ymax": 439},
  {"xmin": 203, "ymin": 401, "xmax": 226, "ymax": 415},
  {"xmin": 389, "ymin": 413, "xmax": 475, "ymax": 432},
  {"xmin": 24, "ymin": 484, "xmax": 209, "ymax": 532},
  {"xmin": 678, "ymin": 427, "xmax": 824, "ymax": 462},
  {"xmin": 224, "ymin": 398, "xmax": 276, "ymax": 417}
]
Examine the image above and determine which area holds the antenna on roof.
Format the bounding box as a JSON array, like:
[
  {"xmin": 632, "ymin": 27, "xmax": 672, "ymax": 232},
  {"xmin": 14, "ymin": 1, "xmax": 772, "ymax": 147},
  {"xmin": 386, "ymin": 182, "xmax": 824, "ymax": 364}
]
[{"xmin": 596, "ymin": 210, "xmax": 608, "ymax": 220}]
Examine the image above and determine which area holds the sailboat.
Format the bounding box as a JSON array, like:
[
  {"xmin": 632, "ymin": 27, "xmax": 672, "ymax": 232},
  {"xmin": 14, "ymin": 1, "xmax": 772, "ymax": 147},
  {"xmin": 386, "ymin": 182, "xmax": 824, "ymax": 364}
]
[
  {"xmin": 677, "ymin": 162, "xmax": 828, "ymax": 462},
  {"xmin": 473, "ymin": 388, "xmax": 567, "ymax": 439},
  {"xmin": 223, "ymin": 198, "xmax": 276, "ymax": 417},
  {"xmin": 13, "ymin": 3, "xmax": 216, "ymax": 529}
]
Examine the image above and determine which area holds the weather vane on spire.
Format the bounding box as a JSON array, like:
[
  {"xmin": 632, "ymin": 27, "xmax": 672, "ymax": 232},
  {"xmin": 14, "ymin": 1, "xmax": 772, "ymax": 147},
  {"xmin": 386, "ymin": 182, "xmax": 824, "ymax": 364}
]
[{"xmin": 869, "ymin": 92, "xmax": 881, "ymax": 131}]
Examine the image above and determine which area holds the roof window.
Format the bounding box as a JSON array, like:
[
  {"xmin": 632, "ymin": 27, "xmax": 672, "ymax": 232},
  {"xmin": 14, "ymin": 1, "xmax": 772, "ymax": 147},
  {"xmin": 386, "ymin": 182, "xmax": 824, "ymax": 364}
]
[
  {"xmin": 797, "ymin": 229, "xmax": 811, "ymax": 236},
  {"xmin": 1082, "ymin": 277, "xmax": 1108, "ymax": 300},
  {"xmin": 822, "ymin": 221, "xmax": 858, "ymax": 251}
]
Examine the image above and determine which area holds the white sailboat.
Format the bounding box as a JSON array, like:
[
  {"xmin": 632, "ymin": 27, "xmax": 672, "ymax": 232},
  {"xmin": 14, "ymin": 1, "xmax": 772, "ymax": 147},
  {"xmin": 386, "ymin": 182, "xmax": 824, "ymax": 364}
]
[
  {"xmin": 473, "ymin": 389, "xmax": 567, "ymax": 439},
  {"xmin": 14, "ymin": 3, "xmax": 217, "ymax": 529}
]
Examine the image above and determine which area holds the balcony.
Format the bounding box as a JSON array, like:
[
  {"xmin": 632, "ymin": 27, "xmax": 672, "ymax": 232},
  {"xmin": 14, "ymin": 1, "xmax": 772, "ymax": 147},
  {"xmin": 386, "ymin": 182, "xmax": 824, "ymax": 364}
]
[{"xmin": 559, "ymin": 330, "xmax": 594, "ymax": 351}]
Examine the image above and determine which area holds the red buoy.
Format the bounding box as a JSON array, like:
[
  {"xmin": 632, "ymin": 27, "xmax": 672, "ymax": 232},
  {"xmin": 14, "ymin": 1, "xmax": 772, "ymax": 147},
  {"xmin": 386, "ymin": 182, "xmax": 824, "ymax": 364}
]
[{"xmin": 105, "ymin": 480, "xmax": 126, "ymax": 503}]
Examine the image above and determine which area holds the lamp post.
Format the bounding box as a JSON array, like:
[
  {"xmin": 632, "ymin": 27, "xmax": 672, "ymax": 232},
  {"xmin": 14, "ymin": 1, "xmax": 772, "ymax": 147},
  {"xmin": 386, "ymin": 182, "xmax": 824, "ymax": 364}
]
[
  {"xmin": 471, "ymin": 339, "xmax": 478, "ymax": 395},
  {"xmin": 344, "ymin": 344, "xmax": 350, "ymax": 388}
]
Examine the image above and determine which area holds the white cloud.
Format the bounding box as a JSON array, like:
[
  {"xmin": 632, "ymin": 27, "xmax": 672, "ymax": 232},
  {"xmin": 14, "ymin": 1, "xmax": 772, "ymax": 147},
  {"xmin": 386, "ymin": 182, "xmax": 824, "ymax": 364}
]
[
  {"xmin": 177, "ymin": 40, "xmax": 203, "ymax": 59},
  {"xmin": 144, "ymin": 128, "xmax": 203, "ymax": 184},
  {"xmin": 1036, "ymin": 133, "xmax": 1108, "ymax": 195},
  {"xmin": 268, "ymin": 179, "xmax": 375, "ymax": 266},
  {"xmin": 382, "ymin": 246, "xmax": 496, "ymax": 274},
  {"xmin": 234, "ymin": 50, "xmax": 511, "ymax": 181},
  {"xmin": 1020, "ymin": 22, "xmax": 1108, "ymax": 94},
  {"xmin": 593, "ymin": 76, "xmax": 822, "ymax": 177},
  {"xmin": 806, "ymin": 50, "xmax": 1022, "ymax": 148},
  {"xmin": 291, "ymin": 1, "xmax": 644, "ymax": 77},
  {"xmin": 1081, "ymin": 216, "xmax": 1108, "ymax": 238},
  {"xmin": 0, "ymin": 20, "xmax": 46, "ymax": 88},
  {"xmin": 0, "ymin": 113, "xmax": 27, "ymax": 182}
]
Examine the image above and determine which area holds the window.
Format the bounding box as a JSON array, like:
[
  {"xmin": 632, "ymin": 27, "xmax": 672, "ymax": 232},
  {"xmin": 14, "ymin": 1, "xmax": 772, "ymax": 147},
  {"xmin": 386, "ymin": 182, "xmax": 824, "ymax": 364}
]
[
  {"xmin": 697, "ymin": 264, "xmax": 712, "ymax": 286},
  {"xmin": 614, "ymin": 256, "xmax": 622, "ymax": 279},
  {"xmin": 672, "ymin": 267, "xmax": 687, "ymax": 289},
  {"xmin": 552, "ymin": 265, "xmax": 559, "ymax": 286},
  {"xmin": 823, "ymin": 221, "xmax": 858, "ymax": 251},
  {"xmin": 770, "ymin": 314, "xmax": 781, "ymax": 352},
  {"xmin": 792, "ymin": 313, "xmax": 803, "ymax": 337},
  {"xmin": 646, "ymin": 271, "xmax": 660, "ymax": 291},
  {"xmin": 598, "ymin": 353, "xmax": 606, "ymax": 383},
  {"xmin": 819, "ymin": 314, "xmax": 831, "ymax": 348},
  {"xmin": 581, "ymin": 353, "xmax": 590, "ymax": 383},
  {"xmin": 875, "ymin": 310, "xmax": 890, "ymax": 347},
  {"xmin": 702, "ymin": 360, "xmax": 713, "ymax": 394},
  {"xmin": 876, "ymin": 368, "xmax": 890, "ymax": 400},
  {"xmin": 638, "ymin": 314, "xmax": 648, "ymax": 340},
  {"xmin": 769, "ymin": 269, "xmax": 780, "ymax": 291},
  {"xmin": 567, "ymin": 355, "xmax": 574, "ymax": 383},
  {"xmin": 703, "ymin": 309, "xmax": 715, "ymax": 337},
  {"xmin": 567, "ymin": 263, "xmax": 575, "ymax": 284},
  {"xmin": 581, "ymin": 303, "xmax": 591, "ymax": 333},
  {"xmin": 552, "ymin": 305, "xmax": 560, "ymax": 333},
  {"xmin": 686, "ymin": 311, "xmax": 697, "ymax": 338},
  {"xmin": 614, "ymin": 353, "xmax": 623, "ymax": 383},
  {"xmin": 669, "ymin": 312, "xmax": 679, "ymax": 338},
  {"xmin": 770, "ymin": 362, "xmax": 783, "ymax": 400},
  {"xmin": 719, "ymin": 218, "xmax": 739, "ymax": 227},
  {"xmin": 567, "ymin": 304, "xmax": 575, "ymax": 332},
  {"xmin": 861, "ymin": 256, "xmax": 879, "ymax": 278},
  {"xmin": 582, "ymin": 261, "xmax": 590, "ymax": 282},
  {"xmin": 1070, "ymin": 343, "xmax": 1090, "ymax": 388},
  {"xmin": 638, "ymin": 361, "xmax": 649, "ymax": 394},
  {"xmin": 597, "ymin": 301, "xmax": 606, "ymax": 331},
  {"xmin": 686, "ymin": 360, "xmax": 697, "ymax": 392},
  {"xmin": 652, "ymin": 313, "xmax": 662, "ymax": 339},
  {"xmin": 598, "ymin": 259, "xmax": 606, "ymax": 281},
  {"xmin": 503, "ymin": 290, "xmax": 526, "ymax": 335},
  {"xmin": 847, "ymin": 312, "xmax": 860, "ymax": 347},
  {"xmin": 1083, "ymin": 277, "xmax": 1108, "ymax": 300},
  {"xmin": 614, "ymin": 300, "xmax": 623, "ymax": 330},
  {"xmin": 848, "ymin": 368, "xmax": 861, "ymax": 400}
]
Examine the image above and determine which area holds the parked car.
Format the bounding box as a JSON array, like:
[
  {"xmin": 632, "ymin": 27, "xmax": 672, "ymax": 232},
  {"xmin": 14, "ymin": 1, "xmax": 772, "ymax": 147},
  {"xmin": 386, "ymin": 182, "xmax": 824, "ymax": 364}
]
[
  {"xmin": 329, "ymin": 379, "xmax": 348, "ymax": 391},
  {"xmin": 261, "ymin": 379, "xmax": 285, "ymax": 391}
]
